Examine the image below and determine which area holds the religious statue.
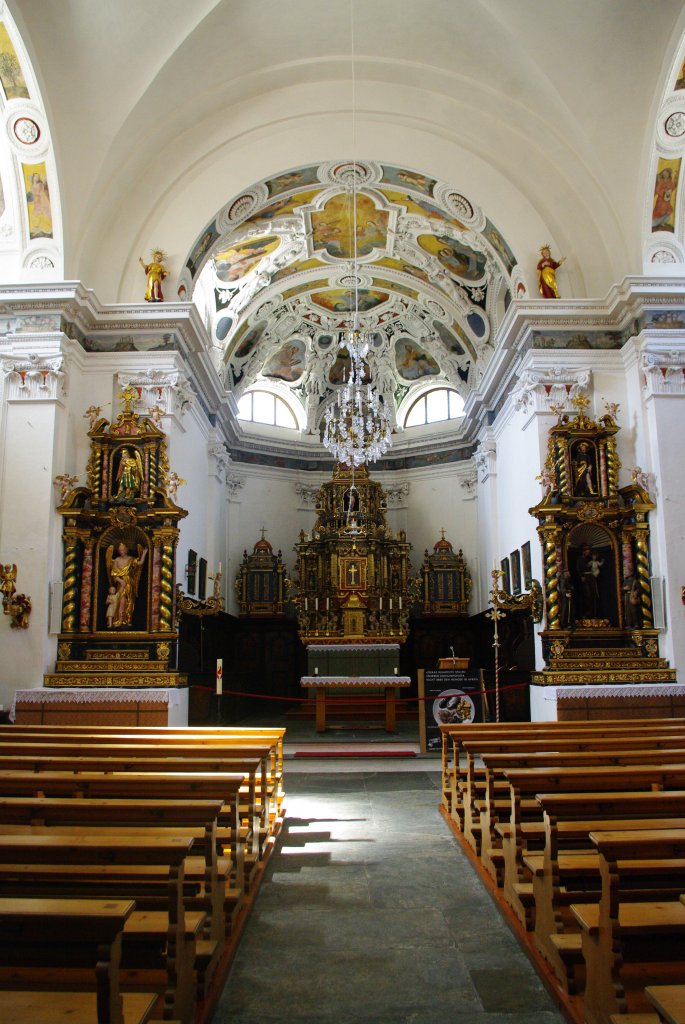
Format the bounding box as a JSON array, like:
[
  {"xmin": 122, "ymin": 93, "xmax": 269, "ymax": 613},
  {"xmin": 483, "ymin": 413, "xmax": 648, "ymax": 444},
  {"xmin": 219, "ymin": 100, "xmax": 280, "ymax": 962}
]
[
  {"xmin": 53, "ymin": 473, "xmax": 79, "ymax": 504},
  {"xmin": 537, "ymin": 244, "xmax": 565, "ymax": 299},
  {"xmin": 139, "ymin": 248, "xmax": 168, "ymax": 302},
  {"xmin": 166, "ymin": 471, "xmax": 186, "ymax": 499},
  {"xmin": 84, "ymin": 405, "xmax": 104, "ymax": 429},
  {"xmin": 571, "ymin": 441, "xmax": 597, "ymax": 496},
  {"xmin": 559, "ymin": 571, "xmax": 574, "ymax": 628},
  {"xmin": 575, "ymin": 544, "xmax": 599, "ymax": 618},
  {"xmin": 115, "ymin": 447, "xmax": 144, "ymax": 500},
  {"xmin": 623, "ymin": 574, "xmax": 642, "ymax": 628},
  {"xmin": 105, "ymin": 541, "xmax": 147, "ymax": 627}
]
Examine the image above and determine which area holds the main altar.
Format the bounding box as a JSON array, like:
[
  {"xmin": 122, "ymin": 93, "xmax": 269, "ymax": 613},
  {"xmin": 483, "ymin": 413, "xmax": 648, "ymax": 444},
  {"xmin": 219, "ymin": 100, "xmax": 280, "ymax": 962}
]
[
  {"xmin": 294, "ymin": 463, "xmax": 413, "ymax": 729},
  {"xmin": 294, "ymin": 463, "xmax": 413, "ymax": 643}
]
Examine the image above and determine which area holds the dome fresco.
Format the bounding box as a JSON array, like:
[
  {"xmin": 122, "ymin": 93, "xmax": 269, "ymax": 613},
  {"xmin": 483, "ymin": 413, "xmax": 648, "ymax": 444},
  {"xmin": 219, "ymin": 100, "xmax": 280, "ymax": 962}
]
[{"xmin": 184, "ymin": 161, "xmax": 522, "ymax": 434}]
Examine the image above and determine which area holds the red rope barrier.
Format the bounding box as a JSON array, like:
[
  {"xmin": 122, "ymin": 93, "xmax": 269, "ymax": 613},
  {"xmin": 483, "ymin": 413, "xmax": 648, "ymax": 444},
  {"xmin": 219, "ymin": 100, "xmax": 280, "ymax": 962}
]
[{"xmin": 192, "ymin": 679, "xmax": 529, "ymax": 705}]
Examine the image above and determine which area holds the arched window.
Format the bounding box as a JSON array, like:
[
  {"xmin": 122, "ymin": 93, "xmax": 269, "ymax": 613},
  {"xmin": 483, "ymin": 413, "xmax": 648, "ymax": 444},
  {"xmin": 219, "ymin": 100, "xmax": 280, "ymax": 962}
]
[
  {"xmin": 404, "ymin": 388, "xmax": 464, "ymax": 427},
  {"xmin": 237, "ymin": 389, "xmax": 298, "ymax": 429}
]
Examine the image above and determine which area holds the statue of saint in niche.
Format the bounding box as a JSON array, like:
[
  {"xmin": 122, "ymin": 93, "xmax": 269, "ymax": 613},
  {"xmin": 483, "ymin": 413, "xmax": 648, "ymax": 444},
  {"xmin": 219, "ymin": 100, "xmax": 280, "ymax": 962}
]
[
  {"xmin": 114, "ymin": 447, "xmax": 144, "ymax": 501},
  {"xmin": 571, "ymin": 440, "xmax": 598, "ymax": 497},
  {"xmin": 105, "ymin": 540, "xmax": 147, "ymax": 627}
]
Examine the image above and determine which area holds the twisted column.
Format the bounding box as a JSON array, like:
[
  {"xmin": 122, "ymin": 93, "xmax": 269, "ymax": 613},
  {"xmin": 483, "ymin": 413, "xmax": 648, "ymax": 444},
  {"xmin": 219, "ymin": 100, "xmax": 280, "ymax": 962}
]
[
  {"xmin": 634, "ymin": 531, "xmax": 653, "ymax": 627},
  {"xmin": 61, "ymin": 538, "xmax": 80, "ymax": 632},
  {"xmin": 542, "ymin": 525, "xmax": 561, "ymax": 629},
  {"xmin": 159, "ymin": 542, "xmax": 174, "ymax": 631}
]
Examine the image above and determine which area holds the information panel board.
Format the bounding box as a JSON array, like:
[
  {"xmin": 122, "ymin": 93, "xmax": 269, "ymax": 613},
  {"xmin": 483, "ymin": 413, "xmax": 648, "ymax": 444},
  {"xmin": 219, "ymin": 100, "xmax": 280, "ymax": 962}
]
[{"xmin": 419, "ymin": 668, "xmax": 485, "ymax": 753}]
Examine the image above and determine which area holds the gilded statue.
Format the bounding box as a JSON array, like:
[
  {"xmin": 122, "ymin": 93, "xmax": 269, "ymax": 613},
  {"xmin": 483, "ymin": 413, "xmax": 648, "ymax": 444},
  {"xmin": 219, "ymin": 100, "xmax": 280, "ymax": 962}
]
[
  {"xmin": 139, "ymin": 248, "xmax": 168, "ymax": 302},
  {"xmin": 115, "ymin": 447, "xmax": 144, "ymax": 500},
  {"xmin": 537, "ymin": 244, "xmax": 565, "ymax": 299},
  {"xmin": 105, "ymin": 541, "xmax": 147, "ymax": 627}
]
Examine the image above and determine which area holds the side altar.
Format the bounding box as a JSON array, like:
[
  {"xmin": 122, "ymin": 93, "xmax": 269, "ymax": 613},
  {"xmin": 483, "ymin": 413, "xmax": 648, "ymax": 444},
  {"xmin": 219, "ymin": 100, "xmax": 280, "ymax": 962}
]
[
  {"xmin": 44, "ymin": 386, "xmax": 188, "ymax": 695},
  {"xmin": 529, "ymin": 396, "xmax": 676, "ymax": 699}
]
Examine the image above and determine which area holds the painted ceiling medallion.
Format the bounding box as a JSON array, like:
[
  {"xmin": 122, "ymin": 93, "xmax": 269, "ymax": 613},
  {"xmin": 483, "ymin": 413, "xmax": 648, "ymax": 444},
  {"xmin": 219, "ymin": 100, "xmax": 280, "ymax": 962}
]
[
  {"xmin": 665, "ymin": 111, "xmax": 685, "ymax": 137},
  {"xmin": 13, "ymin": 116, "xmax": 40, "ymax": 144}
]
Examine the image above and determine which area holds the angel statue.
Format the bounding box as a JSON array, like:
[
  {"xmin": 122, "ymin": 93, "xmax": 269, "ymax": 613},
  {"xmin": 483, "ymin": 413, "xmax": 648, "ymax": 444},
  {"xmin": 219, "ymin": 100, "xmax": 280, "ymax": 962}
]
[
  {"xmin": 115, "ymin": 447, "xmax": 144, "ymax": 500},
  {"xmin": 105, "ymin": 540, "xmax": 147, "ymax": 627}
]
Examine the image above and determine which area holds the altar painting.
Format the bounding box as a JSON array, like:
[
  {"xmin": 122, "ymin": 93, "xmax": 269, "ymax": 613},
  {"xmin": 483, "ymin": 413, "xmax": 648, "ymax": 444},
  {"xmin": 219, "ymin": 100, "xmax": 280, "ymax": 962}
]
[
  {"xmin": 418, "ymin": 233, "xmax": 486, "ymax": 281},
  {"xmin": 23, "ymin": 162, "xmax": 52, "ymax": 239},
  {"xmin": 395, "ymin": 339, "xmax": 440, "ymax": 380},
  {"xmin": 652, "ymin": 157, "xmax": 680, "ymax": 232},
  {"xmin": 311, "ymin": 288, "xmax": 388, "ymax": 313},
  {"xmin": 311, "ymin": 193, "xmax": 389, "ymax": 258},
  {"xmin": 263, "ymin": 339, "xmax": 306, "ymax": 382},
  {"xmin": 214, "ymin": 235, "xmax": 280, "ymax": 282},
  {"xmin": 339, "ymin": 556, "xmax": 367, "ymax": 590}
]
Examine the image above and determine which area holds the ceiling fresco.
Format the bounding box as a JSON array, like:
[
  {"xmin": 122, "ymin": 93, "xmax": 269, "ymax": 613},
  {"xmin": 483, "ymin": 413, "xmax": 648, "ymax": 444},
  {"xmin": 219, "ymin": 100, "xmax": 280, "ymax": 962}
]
[{"xmin": 182, "ymin": 161, "xmax": 525, "ymax": 434}]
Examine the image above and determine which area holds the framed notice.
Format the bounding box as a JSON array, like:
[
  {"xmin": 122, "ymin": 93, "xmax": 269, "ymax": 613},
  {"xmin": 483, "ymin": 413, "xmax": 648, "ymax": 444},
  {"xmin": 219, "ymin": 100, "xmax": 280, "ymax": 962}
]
[{"xmin": 418, "ymin": 668, "xmax": 486, "ymax": 753}]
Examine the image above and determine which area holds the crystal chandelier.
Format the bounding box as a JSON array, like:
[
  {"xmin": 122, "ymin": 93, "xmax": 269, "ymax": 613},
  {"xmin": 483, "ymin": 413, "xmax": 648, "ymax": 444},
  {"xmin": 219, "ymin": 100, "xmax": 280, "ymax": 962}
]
[{"xmin": 323, "ymin": 315, "xmax": 393, "ymax": 467}]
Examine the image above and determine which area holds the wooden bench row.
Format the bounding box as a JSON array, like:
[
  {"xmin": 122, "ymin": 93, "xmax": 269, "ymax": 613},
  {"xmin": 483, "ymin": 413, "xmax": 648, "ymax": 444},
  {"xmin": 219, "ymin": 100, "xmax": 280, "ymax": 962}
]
[
  {"xmin": 0, "ymin": 723, "xmax": 286, "ymax": 1024},
  {"xmin": 438, "ymin": 720, "xmax": 685, "ymax": 1024}
]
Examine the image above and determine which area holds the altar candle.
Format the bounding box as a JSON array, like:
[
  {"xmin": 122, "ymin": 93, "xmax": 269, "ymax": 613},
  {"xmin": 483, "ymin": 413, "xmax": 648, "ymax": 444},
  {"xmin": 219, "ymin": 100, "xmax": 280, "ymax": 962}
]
[
  {"xmin": 389, "ymin": 598, "xmax": 393, "ymax": 610},
  {"xmin": 326, "ymin": 597, "xmax": 330, "ymax": 610},
  {"xmin": 399, "ymin": 596, "xmax": 402, "ymax": 609},
  {"xmin": 314, "ymin": 666, "xmax": 318, "ymax": 676},
  {"xmin": 315, "ymin": 597, "xmax": 318, "ymax": 610},
  {"xmin": 218, "ymin": 561, "xmax": 222, "ymax": 575},
  {"xmin": 379, "ymin": 596, "xmax": 382, "ymax": 610},
  {"xmin": 216, "ymin": 659, "xmax": 223, "ymax": 695},
  {"xmin": 305, "ymin": 597, "xmax": 308, "ymax": 611}
]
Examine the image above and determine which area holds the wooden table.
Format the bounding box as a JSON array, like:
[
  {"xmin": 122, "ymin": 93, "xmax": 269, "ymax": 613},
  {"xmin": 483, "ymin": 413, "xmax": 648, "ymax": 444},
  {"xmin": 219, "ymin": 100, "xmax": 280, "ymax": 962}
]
[{"xmin": 300, "ymin": 676, "xmax": 411, "ymax": 732}]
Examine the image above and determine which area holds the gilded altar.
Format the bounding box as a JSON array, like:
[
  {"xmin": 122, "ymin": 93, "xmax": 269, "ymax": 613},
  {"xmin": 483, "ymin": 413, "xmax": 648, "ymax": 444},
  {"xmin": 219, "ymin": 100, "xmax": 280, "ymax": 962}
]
[
  {"xmin": 45, "ymin": 386, "xmax": 188, "ymax": 688},
  {"xmin": 419, "ymin": 532, "xmax": 471, "ymax": 616},
  {"xmin": 294, "ymin": 463, "xmax": 414, "ymax": 643},
  {"xmin": 529, "ymin": 396, "xmax": 675, "ymax": 686}
]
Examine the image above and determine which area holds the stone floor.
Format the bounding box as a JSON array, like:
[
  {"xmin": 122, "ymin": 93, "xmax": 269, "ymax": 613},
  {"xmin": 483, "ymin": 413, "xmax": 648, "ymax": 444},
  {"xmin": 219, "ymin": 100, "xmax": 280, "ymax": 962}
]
[{"xmin": 213, "ymin": 769, "xmax": 567, "ymax": 1024}]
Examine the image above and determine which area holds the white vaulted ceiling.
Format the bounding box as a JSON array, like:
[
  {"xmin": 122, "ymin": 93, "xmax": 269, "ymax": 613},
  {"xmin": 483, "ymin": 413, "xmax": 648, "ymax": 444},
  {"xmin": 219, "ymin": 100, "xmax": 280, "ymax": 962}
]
[{"xmin": 4, "ymin": 0, "xmax": 685, "ymax": 460}]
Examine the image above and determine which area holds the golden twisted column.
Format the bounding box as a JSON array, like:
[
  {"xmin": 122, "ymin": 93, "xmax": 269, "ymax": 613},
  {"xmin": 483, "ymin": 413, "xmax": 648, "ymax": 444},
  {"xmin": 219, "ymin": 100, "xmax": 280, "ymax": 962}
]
[
  {"xmin": 159, "ymin": 542, "xmax": 174, "ymax": 631},
  {"xmin": 554, "ymin": 442, "xmax": 569, "ymax": 497},
  {"xmin": 542, "ymin": 526, "xmax": 561, "ymax": 629},
  {"xmin": 61, "ymin": 539, "xmax": 79, "ymax": 632},
  {"xmin": 634, "ymin": 532, "xmax": 653, "ymax": 627},
  {"xmin": 606, "ymin": 440, "xmax": 620, "ymax": 496}
]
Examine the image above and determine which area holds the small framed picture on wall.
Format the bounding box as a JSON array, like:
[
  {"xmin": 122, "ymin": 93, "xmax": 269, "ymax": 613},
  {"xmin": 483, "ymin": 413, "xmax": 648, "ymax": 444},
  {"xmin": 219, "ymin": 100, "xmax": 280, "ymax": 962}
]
[
  {"xmin": 500, "ymin": 556, "xmax": 511, "ymax": 594},
  {"xmin": 510, "ymin": 549, "xmax": 522, "ymax": 595},
  {"xmin": 522, "ymin": 541, "xmax": 532, "ymax": 589}
]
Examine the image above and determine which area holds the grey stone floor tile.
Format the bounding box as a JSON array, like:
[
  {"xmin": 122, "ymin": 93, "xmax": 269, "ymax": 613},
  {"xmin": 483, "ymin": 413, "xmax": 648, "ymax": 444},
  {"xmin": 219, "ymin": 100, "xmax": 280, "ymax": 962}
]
[{"xmin": 212, "ymin": 772, "xmax": 567, "ymax": 1024}]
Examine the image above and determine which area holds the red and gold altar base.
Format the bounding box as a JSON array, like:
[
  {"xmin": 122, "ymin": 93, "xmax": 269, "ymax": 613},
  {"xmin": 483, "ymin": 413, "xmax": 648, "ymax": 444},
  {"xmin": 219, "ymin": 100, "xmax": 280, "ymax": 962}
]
[{"xmin": 294, "ymin": 463, "xmax": 414, "ymax": 644}]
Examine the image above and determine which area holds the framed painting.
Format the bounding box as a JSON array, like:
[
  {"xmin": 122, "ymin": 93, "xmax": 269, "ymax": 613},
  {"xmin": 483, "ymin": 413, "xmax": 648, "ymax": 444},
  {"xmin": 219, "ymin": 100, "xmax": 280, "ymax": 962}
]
[
  {"xmin": 510, "ymin": 549, "xmax": 522, "ymax": 595},
  {"xmin": 522, "ymin": 541, "xmax": 532, "ymax": 589},
  {"xmin": 500, "ymin": 556, "xmax": 510, "ymax": 595}
]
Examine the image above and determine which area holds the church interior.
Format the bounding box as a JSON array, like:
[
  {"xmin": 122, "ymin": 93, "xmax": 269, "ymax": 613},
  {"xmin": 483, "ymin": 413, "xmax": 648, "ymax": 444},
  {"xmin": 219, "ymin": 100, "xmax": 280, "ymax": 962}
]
[{"xmin": 1, "ymin": 2, "xmax": 685, "ymax": 1023}]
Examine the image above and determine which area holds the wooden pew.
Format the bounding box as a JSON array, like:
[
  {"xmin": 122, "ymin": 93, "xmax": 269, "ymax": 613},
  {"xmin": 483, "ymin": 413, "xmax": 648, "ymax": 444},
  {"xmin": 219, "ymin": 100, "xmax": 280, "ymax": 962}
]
[
  {"xmin": 0, "ymin": 752, "xmax": 264, "ymax": 868},
  {"xmin": 645, "ymin": 984, "xmax": 685, "ymax": 1024},
  {"xmin": 0, "ymin": 771, "xmax": 250, "ymax": 912},
  {"xmin": 461, "ymin": 733, "xmax": 685, "ymax": 865},
  {"xmin": 527, "ymin": 790, "xmax": 685, "ymax": 992},
  {"xmin": 478, "ymin": 744, "xmax": 685, "ymax": 883},
  {"xmin": 0, "ymin": 896, "xmax": 159, "ymax": 1024},
  {"xmin": 0, "ymin": 740, "xmax": 275, "ymax": 847},
  {"xmin": 0, "ymin": 726, "xmax": 286, "ymax": 820},
  {"xmin": 571, "ymin": 828, "xmax": 685, "ymax": 1024},
  {"xmin": 441, "ymin": 720, "xmax": 685, "ymax": 827},
  {"xmin": 499, "ymin": 762, "xmax": 685, "ymax": 931},
  {"xmin": 0, "ymin": 834, "xmax": 197, "ymax": 1024}
]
